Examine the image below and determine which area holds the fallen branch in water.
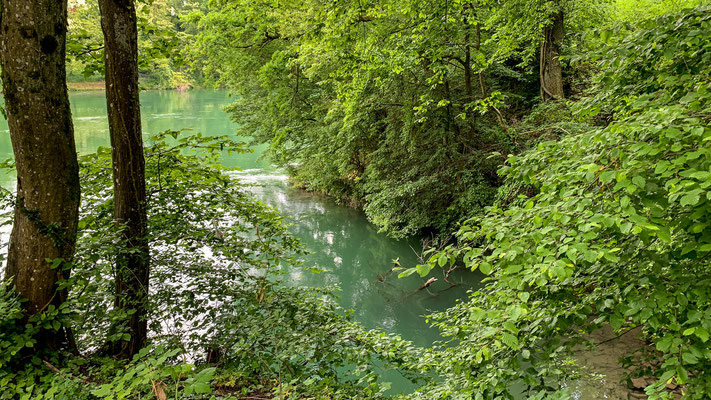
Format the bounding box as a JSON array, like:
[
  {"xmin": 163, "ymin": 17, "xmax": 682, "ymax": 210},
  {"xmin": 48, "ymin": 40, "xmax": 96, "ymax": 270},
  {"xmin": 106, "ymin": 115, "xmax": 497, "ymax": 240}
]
[{"xmin": 415, "ymin": 277, "xmax": 437, "ymax": 293}]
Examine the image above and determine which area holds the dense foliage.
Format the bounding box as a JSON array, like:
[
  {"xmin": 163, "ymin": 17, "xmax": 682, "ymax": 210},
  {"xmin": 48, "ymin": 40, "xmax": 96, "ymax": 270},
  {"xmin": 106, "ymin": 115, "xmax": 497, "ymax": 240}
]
[
  {"xmin": 6, "ymin": 1, "xmax": 711, "ymax": 399},
  {"xmin": 67, "ymin": 0, "xmax": 198, "ymax": 89},
  {"xmin": 0, "ymin": 134, "xmax": 422, "ymax": 399},
  {"xmin": 406, "ymin": 7, "xmax": 711, "ymax": 399},
  {"xmin": 186, "ymin": 0, "xmax": 566, "ymax": 238}
]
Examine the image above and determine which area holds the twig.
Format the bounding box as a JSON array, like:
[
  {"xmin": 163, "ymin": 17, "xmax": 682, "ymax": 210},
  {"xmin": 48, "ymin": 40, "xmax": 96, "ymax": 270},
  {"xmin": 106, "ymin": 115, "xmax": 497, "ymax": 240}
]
[
  {"xmin": 596, "ymin": 326, "xmax": 638, "ymax": 346},
  {"xmin": 415, "ymin": 277, "xmax": 437, "ymax": 293},
  {"xmin": 42, "ymin": 360, "xmax": 92, "ymax": 384}
]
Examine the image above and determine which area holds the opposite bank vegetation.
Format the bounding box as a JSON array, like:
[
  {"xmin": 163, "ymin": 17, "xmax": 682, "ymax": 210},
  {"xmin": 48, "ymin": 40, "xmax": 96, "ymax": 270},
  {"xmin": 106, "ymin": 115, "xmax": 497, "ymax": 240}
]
[{"xmin": 2, "ymin": 1, "xmax": 711, "ymax": 400}]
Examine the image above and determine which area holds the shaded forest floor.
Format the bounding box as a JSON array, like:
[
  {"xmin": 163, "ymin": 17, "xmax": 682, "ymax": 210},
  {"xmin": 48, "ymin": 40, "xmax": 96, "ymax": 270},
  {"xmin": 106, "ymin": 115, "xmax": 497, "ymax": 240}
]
[{"xmin": 574, "ymin": 326, "xmax": 683, "ymax": 399}]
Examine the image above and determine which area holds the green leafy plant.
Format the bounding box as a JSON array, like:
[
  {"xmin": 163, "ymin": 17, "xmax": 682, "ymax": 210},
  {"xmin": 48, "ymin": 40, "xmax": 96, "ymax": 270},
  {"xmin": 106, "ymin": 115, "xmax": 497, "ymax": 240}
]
[
  {"xmin": 0, "ymin": 131, "xmax": 423, "ymax": 399},
  {"xmin": 410, "ymin": 7, "xmax": 711, "ymax": 399}
]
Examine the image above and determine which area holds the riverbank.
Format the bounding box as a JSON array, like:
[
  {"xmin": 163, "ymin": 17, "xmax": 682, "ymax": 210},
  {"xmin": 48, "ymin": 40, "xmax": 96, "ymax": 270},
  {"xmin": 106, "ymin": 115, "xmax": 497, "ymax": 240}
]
[
  {"xmin": 68, "ymin": 81, "xmax": 106, "ymax": 91},
  {"xmin": 571, "ymin": 325, "xmax": 685, "ymax": 400},
  {"xmin": 68, "ymin": 80, "xmax": 205, "ymax": 92}
]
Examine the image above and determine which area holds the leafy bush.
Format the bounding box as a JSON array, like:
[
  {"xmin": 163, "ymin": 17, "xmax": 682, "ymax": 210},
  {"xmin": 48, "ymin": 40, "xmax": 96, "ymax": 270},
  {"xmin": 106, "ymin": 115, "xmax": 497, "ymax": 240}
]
[
  {"xmin": 190, "ymin": 0, "xmax": 540, "ymax": 239},
  {"xmin": 0, "ymin": 283, "xmax": 28, "ymax": 369},
  {"xmin": 0, "ymin": 131, "xmax": 422, "ymax": 399},
  {"xmin": 409, "ymin": 7, "xmax": 711, "ymax": 399}
]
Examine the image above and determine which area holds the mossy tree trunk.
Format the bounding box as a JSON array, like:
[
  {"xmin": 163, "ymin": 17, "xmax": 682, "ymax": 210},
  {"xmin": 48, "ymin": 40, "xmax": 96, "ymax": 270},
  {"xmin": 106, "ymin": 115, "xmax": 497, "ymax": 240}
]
[
  {"xmin": 0, "ymin": 0, "xmax": 81, "ymax": 350},
  {"xmin": 98, "ymin": 0, "xmax": 149, "ymax": 358},
  {"xmin": 540, "ymin": 11, "xmax": 565, "ymax": 101}
]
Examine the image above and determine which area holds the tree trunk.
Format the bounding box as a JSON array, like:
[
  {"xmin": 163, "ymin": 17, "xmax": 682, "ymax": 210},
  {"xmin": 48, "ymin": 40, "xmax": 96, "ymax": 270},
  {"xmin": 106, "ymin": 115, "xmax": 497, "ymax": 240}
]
[
  {"xmin": 442, "ymin": 77, "xmax": 460, "ymax": 143},
  {"xmin": 98, "ymin": 0, "xmax": 149, "ymax": 358},
  {"xmin": 463, "ymin": 22, "xmax": 473, "ymax": 103},
  {"xmin": 540, "ymin": 11, "xmax": 564, "ymax": 101},
  {"xmin": 0, "ymin": 0, "xmax": 80, "ymax": 349},
  {"xmin": 476, "ymin": 23, "xmax": 487, "ymax": 97}
]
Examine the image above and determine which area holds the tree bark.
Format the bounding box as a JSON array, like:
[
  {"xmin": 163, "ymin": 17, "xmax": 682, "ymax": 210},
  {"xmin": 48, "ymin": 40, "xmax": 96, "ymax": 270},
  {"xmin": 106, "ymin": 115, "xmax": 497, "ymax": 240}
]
[
  {"xmin": 540, "ymin": 11, "xmax": 564, "ymax": 101},
  {"xmin": 442, "ymin": 77, "xmax": 460, "ymax": 142},
  {"xmin": 98, "ymin": 0, "xmax": 149, "ymax": 358},
  {"xmin": 0, "ymin": 0, "xmax": 80, "ymax": 349},
  {"xmin": 476, "ymin": 23, "xmax": 487, "ymax": 97},
  {"xmin": 463, "ymin": 21, "xmax": 473, "ymax": 103}
]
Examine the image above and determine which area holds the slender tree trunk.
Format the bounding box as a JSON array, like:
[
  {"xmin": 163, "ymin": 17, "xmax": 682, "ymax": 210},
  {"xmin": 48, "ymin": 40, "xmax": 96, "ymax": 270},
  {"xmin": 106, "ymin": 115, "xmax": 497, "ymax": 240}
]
[
  {"xmin": 472, "ymin": 23, "xmax": 506, "ymax": 130},
  {"xmin": 0, "ymin": 0, "xmax": 80, "ymax": 349},
  {"xmin": 98, "ymin": 0, "xmax": 149, "ymax": 358},
  {"xmin": 471, "ymin": 19, "xmax": 487, "ymax": 97},
  {"xmin": 463, "ymin": 21, "xmax": 473, "ymax": 103},
  {"xmin": 475, "ymin": 23, "xmax": 487, "ymax": 97},
  {"xmin": 540, "ymin": 11, "xmax": 564, "ymax": 101},
  {"xmin": 442, "ymin": 77, "xmax": 460, "ymax": 142}
]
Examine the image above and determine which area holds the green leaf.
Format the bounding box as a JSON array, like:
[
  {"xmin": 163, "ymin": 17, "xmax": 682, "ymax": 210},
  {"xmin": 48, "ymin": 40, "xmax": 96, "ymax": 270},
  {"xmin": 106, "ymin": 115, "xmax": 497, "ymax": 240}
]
[
  {"xmin": 503, "ymin": 321, "xmax": 519, "ymax": 334},
  {"xmin": 501, "ymin": 332, "xmax": 519, "ymax": 349},
  {"xmin": 680, "ymin": 190, "xmax": 702, "ymax": 207},
  {"xmin": 659, "ymin": 369, "xmax": 675, "ymax": 383},
  {"xmin": 610, "ymin": 314, "xmax": 624, "ymax": 330},
  {"xmin": 682, "ymin": 351, "xmax": 698, "ymax": 364},
  {"xmin": 695, "ymin": 326, "xmax": 709, "ymax": 342},
  {"xmin": 584, "ymin": 250, "xmax": 597, "ymax": 263},
  {"xmin": 479, "ymin": 262, "xmax": 492, "ymax": 275},
  {"xmin": 600, "ymin": 170, "xmax": 616, "ymax": 183},
  {"xmin": 518, "ymin": 292, "xmax": 530, "ymax": 303},
  {"xmin": 600, "ymin": 29, "xmax": 612, "ymax": 42},
  {"xmin": 398, "ymin": 268, "xmax": 417, "ymax": 278},
  {"xmin": 93, "ymin": 385, "xmax": 112, "ymax": 397},
  {"xmin": 676, "ymin": 365, "xmax": 688, "ymax": 384},
  {"xmin": 438, "ymin": 255, "xmax": 447, "ymax": 267},
  {"xmin": 691, "ymin": 170, "xmax": 711, "ymax": 180},
  {"xmin": 656, "ymin": 227, "xmax": 671, "ymax": 243},
  {"xmin": 192, "ymin": 382, "xmax": 211, "ymax": 394},
  {"xmin": 620, "ymin": 195, "xmax": 630, "ymax": 208},
  {"xmin": 416, "ymin": 263, "xmax": 432, "ymax": 277},
  {"xmin": 196, "ymin": 367, "xmax": 216, "ymax": 380}
]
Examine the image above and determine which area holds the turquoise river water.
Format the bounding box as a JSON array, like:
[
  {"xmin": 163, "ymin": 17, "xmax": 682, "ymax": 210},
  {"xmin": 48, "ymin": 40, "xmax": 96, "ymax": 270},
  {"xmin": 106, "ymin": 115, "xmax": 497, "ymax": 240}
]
[
  {"xmin": 0, "ymin": 89, "xmax": 482, "ymax": 392},
  {"xmin": 0, "ymin": 89, "xmax": 627, "ymax": 399}
]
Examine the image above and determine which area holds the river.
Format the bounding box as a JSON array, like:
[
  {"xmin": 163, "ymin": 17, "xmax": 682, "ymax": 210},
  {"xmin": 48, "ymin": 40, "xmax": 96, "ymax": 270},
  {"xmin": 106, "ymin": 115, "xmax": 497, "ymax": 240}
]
[
  {"xmin": 0, "ymin": 89, "xmax": 626, "ymax": 399},
  {"xmin": 0, "ymin": 89, "xmax": 478, "ymax": 384}
]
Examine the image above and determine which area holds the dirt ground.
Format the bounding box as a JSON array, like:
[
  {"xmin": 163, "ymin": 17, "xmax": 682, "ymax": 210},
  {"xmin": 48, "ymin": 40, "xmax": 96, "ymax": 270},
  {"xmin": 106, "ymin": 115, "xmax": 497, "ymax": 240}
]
[{"xmin": 567, "ymin": 325, "xmax": 644, "ymax": 399}]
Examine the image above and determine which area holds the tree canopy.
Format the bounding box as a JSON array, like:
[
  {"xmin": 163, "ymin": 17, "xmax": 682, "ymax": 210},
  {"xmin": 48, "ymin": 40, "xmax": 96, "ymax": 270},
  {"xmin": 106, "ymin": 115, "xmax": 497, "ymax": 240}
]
[{"xmin": 2, "ymin": 0, "xmax": 711, "ymax": 399}]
